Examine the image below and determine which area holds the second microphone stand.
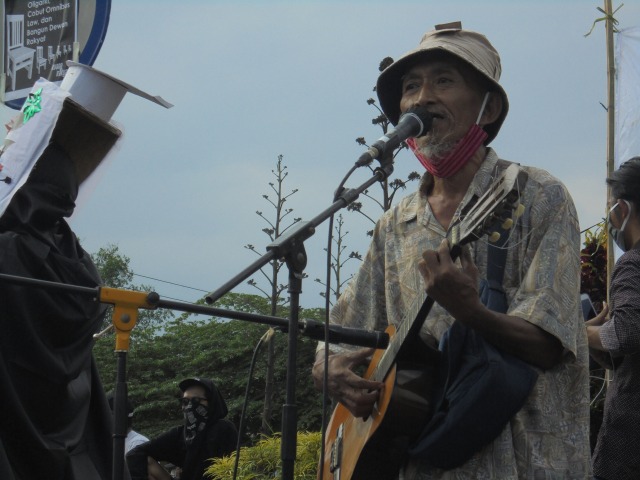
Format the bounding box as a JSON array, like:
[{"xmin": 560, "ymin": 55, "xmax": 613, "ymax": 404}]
[{"xmin": 0, "ymin": 157, "xmax": 396, "ymax": 480}]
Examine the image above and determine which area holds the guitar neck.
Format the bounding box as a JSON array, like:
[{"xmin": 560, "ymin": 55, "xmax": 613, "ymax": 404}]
[{"xmin": 371, "ymin": 245, "xmax": 462, "ymax": 383}]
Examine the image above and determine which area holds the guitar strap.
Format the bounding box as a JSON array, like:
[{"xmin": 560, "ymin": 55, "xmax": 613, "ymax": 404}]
[
  {"xmin": 481, "ymin": 159, "xmax": 511, "ymax": 312},
  {"xmin": 408, "ymin": 159, "xmax": 539, "ymax": 470}
]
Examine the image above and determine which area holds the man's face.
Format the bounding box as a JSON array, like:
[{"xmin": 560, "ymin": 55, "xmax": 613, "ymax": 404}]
[{"xmin": 399, "ymin": 59, "xmax": 486, "ymax": 158}]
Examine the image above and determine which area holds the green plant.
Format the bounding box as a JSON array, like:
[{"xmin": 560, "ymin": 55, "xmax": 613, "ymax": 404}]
[
  {"xmin": 580, "ymin": 223, "xmax": 608, "ymax": 312},
  {"xmin": 205, "ymin": 431, "xmax": 321, "ymax": 480}
]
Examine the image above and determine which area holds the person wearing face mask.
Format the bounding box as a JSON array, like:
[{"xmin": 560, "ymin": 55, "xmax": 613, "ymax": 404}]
[
  {"xmin": 587, "ymin": 157, "xmax": 640, "ymax": 480},
  {"xmin": 126, "ymin": 378, "xmax": 237, "ymax": 480},
  {"xmin": 312, "ymin": 22, "xmax": 591, "ymax": 479}
]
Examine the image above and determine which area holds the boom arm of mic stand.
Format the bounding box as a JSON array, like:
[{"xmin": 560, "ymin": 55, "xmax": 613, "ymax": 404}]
[
  {"xmin": 151, "ymin": 297, "xmax": 389, "ymax": 349},
  {"xmin": 0, "ymin": 269, "xmax": 388, "ymax": 348}
]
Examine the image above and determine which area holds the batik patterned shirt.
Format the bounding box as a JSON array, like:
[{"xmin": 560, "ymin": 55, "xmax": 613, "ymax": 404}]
[
  {"xmin": 322, "ymin": 149, "xmax": 591, "ymax": 479},
  {"xmin": 592, "ymin": 247, "xmax": 640, "ymax": 480}
]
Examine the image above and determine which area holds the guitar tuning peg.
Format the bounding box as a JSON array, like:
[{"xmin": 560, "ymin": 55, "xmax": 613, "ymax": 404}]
[
  {"xmin": 501, "ymin": 218, "xmax": 514, "ymax": 230},
  {"xmin": 489, "ymin": 231, "xmax": 501, "ymax": 243},
  {"xmin": 514, "ymin": 203, "xmax": 525, "ymax": 218}
]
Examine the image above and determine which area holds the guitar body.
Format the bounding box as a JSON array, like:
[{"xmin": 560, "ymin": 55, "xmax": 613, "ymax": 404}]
[{"xmin": 319, "ymin": 326, "xmax": 437, "ymax": 480}]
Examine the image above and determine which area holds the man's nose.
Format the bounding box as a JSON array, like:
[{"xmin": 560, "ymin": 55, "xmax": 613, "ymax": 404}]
[{"xmin": 414, "ymin": 84, "xmax": 436, "ymax": 107}]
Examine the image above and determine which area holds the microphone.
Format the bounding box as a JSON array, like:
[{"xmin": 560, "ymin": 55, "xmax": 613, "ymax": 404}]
[
  {"xmin": 300, "ymin": 319, "xmax": 389, "ymax": 349},
  {"xmin": 356, "ymin": 106, "xmax": 433, "ymax": 167}
]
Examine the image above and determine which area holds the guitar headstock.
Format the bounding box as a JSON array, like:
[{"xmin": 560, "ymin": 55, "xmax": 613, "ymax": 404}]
[{"xmin": 449, "ymin": 163, "xmax": 527, "ymax": 251}]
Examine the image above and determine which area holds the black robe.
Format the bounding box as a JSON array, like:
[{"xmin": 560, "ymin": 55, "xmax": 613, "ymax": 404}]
[{"xmin": 0, "ymin": 143, "xmax": 116, "ymax": 480}]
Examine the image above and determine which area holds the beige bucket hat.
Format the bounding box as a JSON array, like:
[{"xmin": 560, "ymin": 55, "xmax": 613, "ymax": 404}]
[{"xmin": 376, "ymin": 22, "xmax": 509, "ymax": 145}]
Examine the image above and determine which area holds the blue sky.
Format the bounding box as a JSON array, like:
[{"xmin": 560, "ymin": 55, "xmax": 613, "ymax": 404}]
[{"xmin": 2, "ymin": 1, "xmax": 638, "ymax": 310}]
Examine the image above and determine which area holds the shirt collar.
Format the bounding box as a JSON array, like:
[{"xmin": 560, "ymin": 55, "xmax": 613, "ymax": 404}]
[{"xmin": 398, "ymin": 148, "xmax": 499, "ymax": 226}]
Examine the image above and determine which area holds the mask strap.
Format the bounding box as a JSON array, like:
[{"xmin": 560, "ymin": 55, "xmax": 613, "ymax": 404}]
[
  {"xmin": 621, "ymin": 199, "xmax": 632, "ymax": 232},
  {"xmin": 476, "ymin": 92, "xmax": 490, "ymax": 124}
]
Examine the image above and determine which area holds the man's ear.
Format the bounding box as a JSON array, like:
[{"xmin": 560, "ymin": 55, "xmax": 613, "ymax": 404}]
[
  {"xmin": 631, "ymin": 201, "xmax": 640, "ymax": 221},
  {"xmin": 621, "ymin": 199, "xmax": 634, "ymax": 220},
  {"xmin": 479, "ymin": 92, "xmax": 503, "ymax": 127}
]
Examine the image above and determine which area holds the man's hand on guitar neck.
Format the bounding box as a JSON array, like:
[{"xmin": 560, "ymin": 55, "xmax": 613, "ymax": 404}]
[
  {"xmin": 313, "ymin": 348, "xmax": 384, "ymax": 418},
  {"xmin": 418, "ymin": 240, "xmax": 481, "ymax": 321},
  {"xmin": 419, "ymin": 239, "xmax": 563, "ymax": 370}
]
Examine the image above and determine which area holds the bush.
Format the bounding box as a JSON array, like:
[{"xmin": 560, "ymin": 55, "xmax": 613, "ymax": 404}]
[
  {"xmin": 205, "ymin": 431, "xmax": 321, "ymax": 480},
  {"xmin": 580, "ymin": 224, "xmax": 607, "ymax": 311}
]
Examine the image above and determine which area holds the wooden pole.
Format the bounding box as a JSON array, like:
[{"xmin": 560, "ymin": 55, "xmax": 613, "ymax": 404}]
[{"xmin": 605, "ymin": 0, "xmax": 615, "ymax": 295}]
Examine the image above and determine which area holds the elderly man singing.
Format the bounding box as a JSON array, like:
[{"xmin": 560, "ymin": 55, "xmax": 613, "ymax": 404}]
[{"xmin": 313, "ymin": 22, "xmax": 591, "ymax": 480}]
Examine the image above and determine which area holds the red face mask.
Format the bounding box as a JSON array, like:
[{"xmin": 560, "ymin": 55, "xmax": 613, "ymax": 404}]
[
  {"xmin": 406, "ymin": 92, "xmax": 491, "ymax": 178},
  {"xmin": 406, "ymin": 123, "xmax": 488, "ymax": 178}
]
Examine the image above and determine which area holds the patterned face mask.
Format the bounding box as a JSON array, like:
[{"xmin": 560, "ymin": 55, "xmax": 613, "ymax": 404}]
[{"xmin": 181, "ymin": 397, "xmax": 209, "ymax": 445}]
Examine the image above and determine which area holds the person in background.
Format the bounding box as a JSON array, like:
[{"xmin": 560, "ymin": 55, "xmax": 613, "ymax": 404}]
[
  {"xmin": 127, "ymin": 377, "xmax": 237, "ymax": 480},
  {"xmin": 587, "ymin": 157, "xmax": 640, "ymax": 480}
]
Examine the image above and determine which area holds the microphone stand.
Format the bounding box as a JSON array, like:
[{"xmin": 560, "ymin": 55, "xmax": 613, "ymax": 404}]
[{"xmin": 203, "ymin": 158, "xmax": 396, "ymax": 480}]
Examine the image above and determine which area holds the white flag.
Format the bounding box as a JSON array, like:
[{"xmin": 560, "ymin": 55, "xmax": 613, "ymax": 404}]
[{"xmin": 615, "ymin": 26, "xmax": 640, "ymax": 167}]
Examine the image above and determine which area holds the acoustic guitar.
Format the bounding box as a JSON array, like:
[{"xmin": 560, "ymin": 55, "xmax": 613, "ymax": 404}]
[{"xmin": 319, "ymin": 163, "xmax": 528, "ymax": 480}]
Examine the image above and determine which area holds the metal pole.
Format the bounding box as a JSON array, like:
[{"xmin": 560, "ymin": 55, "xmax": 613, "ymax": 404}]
[
  {"xmin": 1, "ymin": 1, "xmax": 6, "ymax": 104},
  {"xmin": 73, "ymin": 0, "xmax": 79, "ymax": 62},
  {"xmin": 112, "ymin": 352, "xmax": 128, "ymax": 480}
]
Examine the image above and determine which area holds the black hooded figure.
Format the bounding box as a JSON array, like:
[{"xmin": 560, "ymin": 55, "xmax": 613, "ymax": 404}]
[
  {"xmin": 0, "ymin": 142, "xmax": 116, "ymax": 479},
  {"xmin": 126, "ymin": 377, "xmax": 238, "ymax": 480}
]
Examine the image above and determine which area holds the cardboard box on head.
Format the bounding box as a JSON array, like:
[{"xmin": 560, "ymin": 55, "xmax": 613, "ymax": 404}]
[
  {"xmin": 60, "ymin": 61, "xmax": 173, "ymax": 123},
  {"xmin": 0, "ymin": 62, "xmax": 173, "ymax": 218}
]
